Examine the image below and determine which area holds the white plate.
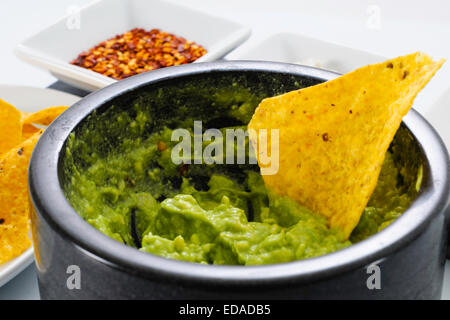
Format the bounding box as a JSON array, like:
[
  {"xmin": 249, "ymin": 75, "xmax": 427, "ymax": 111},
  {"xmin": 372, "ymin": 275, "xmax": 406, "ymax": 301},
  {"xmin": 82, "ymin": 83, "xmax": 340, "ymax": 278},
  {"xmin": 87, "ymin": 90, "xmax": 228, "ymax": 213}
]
[
  {"xmin": 15, "ymin": 0, "xmax": 251, "ymax": 92},
  {"xmin": 0, "ymin": 85, "xmax": 80, "ymax": 287},
  {"xmin": 229, "ymin": 32, "xmax": 385, "ymax": 74}
]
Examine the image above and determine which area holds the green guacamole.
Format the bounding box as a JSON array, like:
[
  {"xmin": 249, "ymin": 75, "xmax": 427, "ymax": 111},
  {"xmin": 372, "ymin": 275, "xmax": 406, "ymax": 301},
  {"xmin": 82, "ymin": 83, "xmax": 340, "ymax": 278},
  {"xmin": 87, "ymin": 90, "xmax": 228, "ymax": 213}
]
[{"xmin": 62, "ymin": 73, "xmax": 422, "ymax": 265}]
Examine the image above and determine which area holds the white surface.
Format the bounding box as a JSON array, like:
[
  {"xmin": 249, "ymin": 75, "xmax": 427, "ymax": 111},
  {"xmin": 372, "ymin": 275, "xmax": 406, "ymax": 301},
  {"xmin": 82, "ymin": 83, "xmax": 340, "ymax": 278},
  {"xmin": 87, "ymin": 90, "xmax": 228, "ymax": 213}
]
[
  {"xmin": 0, "ymin": 85, "xmax": 80, "ymax": 289},
  {"xmin": 0, "ymin": 0, "xmax": 449, "ymax": 300},
  {"xmin": 0, "ymin": 86, "xmax": 81, "ymax": 112},
  {"xmin": 423, "ymin": 86, "xmax": 450, "ymax": 150},
  {"xmin": 232, "ymin": 32, "xmax": 385, "ymax": 74},
  {"xmin": 15, "ymin": 0, "xmax": 251, "ymax": 91}
]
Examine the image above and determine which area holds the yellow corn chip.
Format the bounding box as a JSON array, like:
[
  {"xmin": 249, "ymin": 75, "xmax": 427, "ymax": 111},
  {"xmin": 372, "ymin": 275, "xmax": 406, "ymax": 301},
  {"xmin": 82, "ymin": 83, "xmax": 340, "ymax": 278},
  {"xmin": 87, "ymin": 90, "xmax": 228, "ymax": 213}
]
[
  {"xmin": 0, "ymin": 102, "xmax": 67, "ymax": 264},
  {"xmin": 22, "ymin": 124, "xmax": 41, "ymax": 140},
  {"xmin": 0, "ymin": 99, "xmax": 22, "ymax": 156},
  {"xmin": 21, "ymin": 106, "xmax": 67, "ymax": 140},
  {"xmin": 20, "ymin": 111, "xmax": 30, "ymax": 121},
  {"xmin": 249, "ymin": 52, "xmax": 444, "ymax": 238},
  {"xmin": 0, "ymin": 130, "xmax": 43, "ymax": 264},
  {"xmin": 22, "ymin": 106, "xmax": 68, "ymax": 127}
]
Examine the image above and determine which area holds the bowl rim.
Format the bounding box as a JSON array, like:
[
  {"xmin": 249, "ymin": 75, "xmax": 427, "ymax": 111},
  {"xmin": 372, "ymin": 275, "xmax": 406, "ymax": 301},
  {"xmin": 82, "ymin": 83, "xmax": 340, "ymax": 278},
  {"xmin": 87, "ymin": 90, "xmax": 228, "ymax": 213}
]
[{"xmin": 29, "ymin": 60, "xmax": 450, "ymax": 286}]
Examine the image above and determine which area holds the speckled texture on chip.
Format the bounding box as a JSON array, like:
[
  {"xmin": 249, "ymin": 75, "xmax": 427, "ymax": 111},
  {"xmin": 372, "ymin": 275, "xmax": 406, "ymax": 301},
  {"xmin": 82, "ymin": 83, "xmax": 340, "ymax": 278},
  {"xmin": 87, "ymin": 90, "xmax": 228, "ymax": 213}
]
[{"xmin": 0, "ymin": 131, "xmax": 42, "ymax": 264}]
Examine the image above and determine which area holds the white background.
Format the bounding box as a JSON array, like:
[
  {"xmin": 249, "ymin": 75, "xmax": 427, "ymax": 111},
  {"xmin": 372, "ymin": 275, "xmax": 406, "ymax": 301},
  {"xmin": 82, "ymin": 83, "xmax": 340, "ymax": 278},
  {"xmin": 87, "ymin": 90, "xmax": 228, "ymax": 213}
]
[{"xmin": 0, "ymin": 0, "xmax": 449, "ymax": 299}]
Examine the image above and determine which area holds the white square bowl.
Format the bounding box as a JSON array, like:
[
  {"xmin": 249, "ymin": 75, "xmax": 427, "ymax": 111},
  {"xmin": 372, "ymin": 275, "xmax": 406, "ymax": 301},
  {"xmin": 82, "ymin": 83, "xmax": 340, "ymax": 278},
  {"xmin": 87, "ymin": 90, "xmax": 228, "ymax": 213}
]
[
  {"xmin": 229, "ymin": 32, "xmax": 384, "ymax": 74},
  {"xmin": 15, "ymin": 0, "xmax": 251, "ymax": 91}
]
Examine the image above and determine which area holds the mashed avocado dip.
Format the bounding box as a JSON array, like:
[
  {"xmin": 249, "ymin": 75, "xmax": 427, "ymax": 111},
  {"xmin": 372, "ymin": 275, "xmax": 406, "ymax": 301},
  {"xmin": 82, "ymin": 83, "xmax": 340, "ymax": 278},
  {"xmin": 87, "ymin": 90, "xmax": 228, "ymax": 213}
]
[{"xmin": 62, "ymin": 75, "xmax": 421, "ymax": 265}]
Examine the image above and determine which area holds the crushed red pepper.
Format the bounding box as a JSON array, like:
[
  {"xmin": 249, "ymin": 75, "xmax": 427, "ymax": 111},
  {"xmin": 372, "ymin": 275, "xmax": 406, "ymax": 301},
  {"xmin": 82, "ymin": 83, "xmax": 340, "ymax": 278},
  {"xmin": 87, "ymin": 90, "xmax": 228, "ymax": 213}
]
[
  {"xmin": 71, "ymin": 28, "xmax": 207, "ymax": 80},
  {"xmin": 157, "ymin": 141, "xmax": 167, "ymax": 151}
]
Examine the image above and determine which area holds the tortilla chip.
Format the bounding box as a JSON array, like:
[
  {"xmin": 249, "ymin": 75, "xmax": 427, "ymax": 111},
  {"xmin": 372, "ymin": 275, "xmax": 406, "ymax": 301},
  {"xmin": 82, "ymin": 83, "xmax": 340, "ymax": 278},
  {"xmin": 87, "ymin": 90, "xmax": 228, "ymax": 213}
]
[
  {"xmin": 0, "ymin": 103, "xmax": 67, "ymax": 264},
  {"xmin": 0, "ymin": 130, "xmax": 43, "ymax": 264},
  {"xmin": 20, "ymin": 111, "xmax": 30, "ymax": 120},
  {"xmin": 21, "ymin": 106, "xmax": 67, "ymax": 140},
  {"xmin": 0, "ymin": 99, "xmax": 22, "ymax": 156},
  {"xmin": 22, "ymin": 124, "xmax": 41, "ymax": 140},
  {"xmin": 248, "ymin": 52, "xmax": 444, "ymax": 238},
  {"xmin": 21, "ymin": 106, "xmax": 68, "ymax": 127}
]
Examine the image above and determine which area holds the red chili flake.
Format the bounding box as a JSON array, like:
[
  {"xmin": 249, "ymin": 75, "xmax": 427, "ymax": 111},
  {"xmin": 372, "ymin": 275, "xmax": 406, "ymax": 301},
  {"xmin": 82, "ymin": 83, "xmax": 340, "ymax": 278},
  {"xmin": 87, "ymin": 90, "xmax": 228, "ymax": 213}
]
[
  {"xmin": 71, "ymin": 28, "xmax": 207, "ymax": 80},
  {"xmin": 157, "ymin": 141, "xmax": 167, "ymax": 151}
]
